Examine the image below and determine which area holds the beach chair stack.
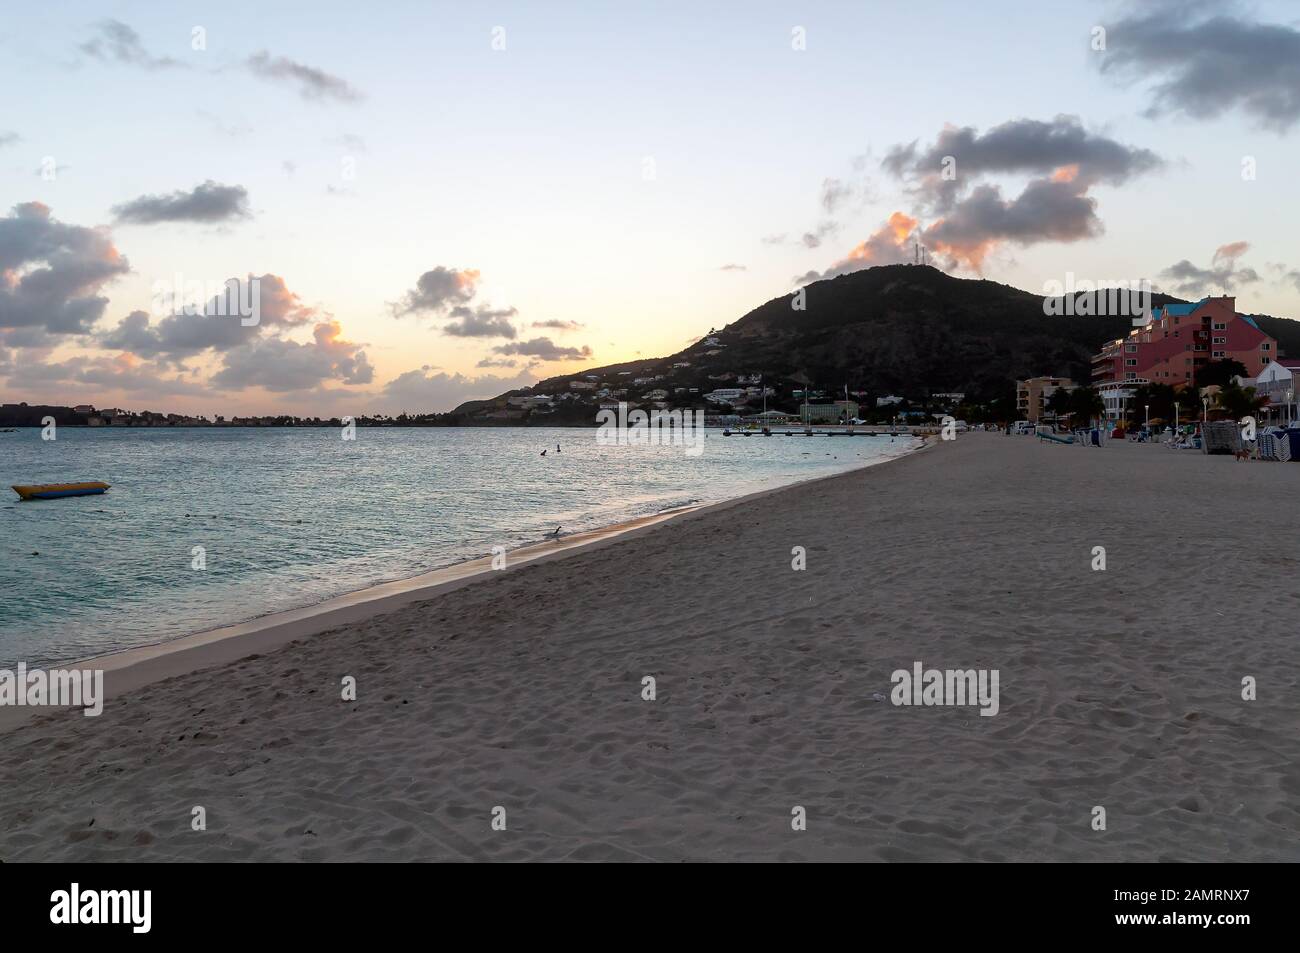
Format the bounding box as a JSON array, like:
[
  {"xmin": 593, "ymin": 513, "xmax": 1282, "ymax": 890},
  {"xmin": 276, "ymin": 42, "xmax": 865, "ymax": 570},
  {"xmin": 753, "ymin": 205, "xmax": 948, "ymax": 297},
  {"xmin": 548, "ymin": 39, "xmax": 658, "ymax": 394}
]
[
  {"xmin": 1200, "ymin": 421, "xmax": 1243, "ymax": 455},
  {"xmin": 1278, "ymin": 429, "xmax": 1298, "ymax": 463}
]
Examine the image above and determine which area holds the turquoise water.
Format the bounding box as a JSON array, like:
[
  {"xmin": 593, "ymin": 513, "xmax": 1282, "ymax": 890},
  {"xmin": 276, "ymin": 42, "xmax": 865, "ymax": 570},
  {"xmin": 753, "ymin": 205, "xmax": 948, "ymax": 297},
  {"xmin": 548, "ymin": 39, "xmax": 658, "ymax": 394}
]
[{"xmin": 0, "ymin": 427, "xmax": 915, "ymax": 666}]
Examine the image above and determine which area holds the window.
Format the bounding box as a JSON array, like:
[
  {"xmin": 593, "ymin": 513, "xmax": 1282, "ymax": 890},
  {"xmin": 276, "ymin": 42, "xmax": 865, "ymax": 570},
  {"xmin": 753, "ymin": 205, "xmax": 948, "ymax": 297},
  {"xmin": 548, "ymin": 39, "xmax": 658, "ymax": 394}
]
[
  {"xmin": 1213, "ymin": 336, "xmax": 1226, "ymax": 344},
  {"xmin": 1125, "ymin": 344, "xmax": 1137, "ymax": 353},
  {"xmin": 1125, "ymin": 359, "xmax": 1137, "ymax": 366},
  {"xmin": 1125, "ymin": 372, "xmax": 1136, "ymax": 380},
  {"xmin": 1174, "ymin": 331, "xmax": 1180, "ymax": 338},
  {"xmin": 1262, "ymin": 343, "xmax": 1271, "ymax": 351},
  {"xmin": 1213, "ymin": 321, "xmax": 1227, "ymax": 330},
  {"xmin": 1213, "ymin": 350, "xmax": 1226, "ymax": 358},
  {"xmin": 1185, "ymin": 359, "xmax": 1192, "ymax": 366}
]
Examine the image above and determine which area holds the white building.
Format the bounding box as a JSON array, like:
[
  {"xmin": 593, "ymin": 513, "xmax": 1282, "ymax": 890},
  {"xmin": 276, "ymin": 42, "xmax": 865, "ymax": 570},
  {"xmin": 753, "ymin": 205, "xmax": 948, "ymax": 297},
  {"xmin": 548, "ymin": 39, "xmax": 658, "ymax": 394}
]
[
  {"xmin": 1255, "ymin": 359, "xmax": 1300, "ymax": 424},
  {"xmin": 1098, "ymin": 379, "xmax": 1146, "ymax": 423},
  {"xmin": 876, "ymin": 395, "xmax": 904, "ymax": 408}
]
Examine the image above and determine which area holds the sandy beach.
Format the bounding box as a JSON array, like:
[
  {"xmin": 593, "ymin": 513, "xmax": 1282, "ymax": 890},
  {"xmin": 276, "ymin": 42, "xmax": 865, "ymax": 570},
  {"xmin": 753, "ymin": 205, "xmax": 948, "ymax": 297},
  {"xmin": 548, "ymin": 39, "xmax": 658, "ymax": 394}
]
[{"xmin": 2, "ymin": 432, "xmax": 1298, "ymax": 862}]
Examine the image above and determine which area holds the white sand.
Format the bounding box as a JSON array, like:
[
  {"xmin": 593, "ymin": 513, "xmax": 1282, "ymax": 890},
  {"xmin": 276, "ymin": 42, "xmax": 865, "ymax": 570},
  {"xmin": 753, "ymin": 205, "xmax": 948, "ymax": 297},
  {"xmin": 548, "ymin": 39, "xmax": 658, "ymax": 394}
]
[{"xmin": 2, "ymin": 432, "xmax": 1298, "ymax": 862}]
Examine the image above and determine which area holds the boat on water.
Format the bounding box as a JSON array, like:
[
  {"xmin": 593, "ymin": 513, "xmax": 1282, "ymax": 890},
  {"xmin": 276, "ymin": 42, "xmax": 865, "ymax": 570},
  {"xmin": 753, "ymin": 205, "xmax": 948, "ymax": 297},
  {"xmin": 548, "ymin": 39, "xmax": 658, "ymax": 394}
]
[{"xmin": 11, "ymin": 481, "xmax": 111, "ymax": 500}]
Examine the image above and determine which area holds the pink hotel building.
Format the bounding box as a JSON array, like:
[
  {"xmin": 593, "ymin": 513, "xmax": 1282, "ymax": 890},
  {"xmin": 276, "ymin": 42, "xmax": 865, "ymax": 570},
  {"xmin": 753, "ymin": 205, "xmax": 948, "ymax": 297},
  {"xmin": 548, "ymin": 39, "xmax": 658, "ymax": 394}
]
[{"xmin": 1090, "ymin": 296, "xmax": 1276, "ymax": 418}]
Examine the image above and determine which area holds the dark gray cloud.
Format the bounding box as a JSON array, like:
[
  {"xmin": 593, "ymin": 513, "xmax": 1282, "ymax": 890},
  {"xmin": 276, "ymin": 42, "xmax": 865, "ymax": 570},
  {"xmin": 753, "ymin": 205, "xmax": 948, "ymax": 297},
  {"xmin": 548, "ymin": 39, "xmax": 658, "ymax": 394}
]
[
  {"xmin": 247, "ymin": 51, "xmax": 362, "ymax": 103},
  {"xmin": 1100, "ymin": 4, "xmax": 1300, "ymax": 131},
  {"xmin": 101, "ymin": 274, "xmax": 315, "ymax": 359},
  {"xmin": 921, "ymin": 178, "xmax": 1102, "ymax": 267},
  {"xmin": 111, "ymin": 181, "xmax": 251, "ymax": 225},
  {"xmin": 211, "ymin": 321, "xmax": 372, "ymax": 392},
  {"xmin": 391, "ymin": 266, "xmax": 525, "ymax": 339},
  {"xmin": 717, "ymin": 264, "xmax": 747, "ymax": 272},
  {"xmin": 80, "ymin": 19, "xmax": 184, "ymax": 70},
  {"xmin": 493, "ymin": 337, "xmax": 592, "ymax": 361},
  {"xmin": 0, "ymin": 131, "xmax": 19, "ymax": 148},
  {"xmin": 883, "ymin": 115, "xmax": 1162, "ymax": 211},
  {"xmin": 391, "ymin": 267, "xmax": 480, "ymax": 316},
  {"xmin": 1159, "ymin": 241, "xmax": 1261, "ymax": 295},
  {"xmin": 0, "ymin": 201, "xmax": 130, "ymax": 336},
  {"xmin": 877, "ymin": 116, "xmax": 1163, "ymax": 268},
  {"xmin": 476, "ymin": 357, "xmax": 519, "ymax": 369},
  {"xmin": 443, "ymin": 305, "xmax": 518, "ymax": 338}
]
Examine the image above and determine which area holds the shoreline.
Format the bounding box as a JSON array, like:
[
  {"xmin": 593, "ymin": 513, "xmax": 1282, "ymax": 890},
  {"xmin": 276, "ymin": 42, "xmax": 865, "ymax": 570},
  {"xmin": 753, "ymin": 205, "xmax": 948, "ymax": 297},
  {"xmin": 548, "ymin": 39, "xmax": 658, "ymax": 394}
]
[{"xmin": 0, "ymin": 436, "xmax": 928, "ymax": 734}]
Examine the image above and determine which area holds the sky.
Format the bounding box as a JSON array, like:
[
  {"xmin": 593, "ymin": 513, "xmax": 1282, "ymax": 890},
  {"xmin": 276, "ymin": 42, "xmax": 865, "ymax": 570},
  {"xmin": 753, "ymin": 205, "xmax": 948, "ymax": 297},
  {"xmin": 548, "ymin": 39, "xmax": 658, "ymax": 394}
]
[{"xmin": 3, "ymin": 0, "xmax": 1300, "ymax": 415}]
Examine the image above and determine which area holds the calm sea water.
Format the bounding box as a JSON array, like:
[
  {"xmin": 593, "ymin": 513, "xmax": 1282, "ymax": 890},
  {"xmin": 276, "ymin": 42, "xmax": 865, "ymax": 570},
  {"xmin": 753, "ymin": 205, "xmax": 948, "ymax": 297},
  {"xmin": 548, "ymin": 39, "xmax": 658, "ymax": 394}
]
[{"xmin": 0, "ymin": 427, "xmax": 915, "ymax": 666}]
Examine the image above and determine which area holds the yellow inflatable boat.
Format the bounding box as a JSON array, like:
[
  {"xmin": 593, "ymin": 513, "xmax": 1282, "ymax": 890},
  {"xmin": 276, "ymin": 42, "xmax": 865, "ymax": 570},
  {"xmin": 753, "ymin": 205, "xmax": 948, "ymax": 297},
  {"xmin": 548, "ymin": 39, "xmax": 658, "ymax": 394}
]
[{"xmin": 11, "ymin": 481, "xmax": 111, "ymax": 500}]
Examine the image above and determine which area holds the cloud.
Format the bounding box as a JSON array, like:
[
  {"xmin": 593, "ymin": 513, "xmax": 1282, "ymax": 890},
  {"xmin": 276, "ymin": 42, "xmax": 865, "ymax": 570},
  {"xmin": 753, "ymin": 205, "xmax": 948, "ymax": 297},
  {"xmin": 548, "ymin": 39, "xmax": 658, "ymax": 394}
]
[
  {"xmin": 246, "ymin": 51, "xmax": 362, "ymax": 103},
  {"xmin": 80, "ymin": 19, "xmax": 184, "ymax": 70},
  {"xmin": 1099, "ymin": 4, "xmax": 1300, "ymax": 131},
  {"xmin": 101, "ymin": 274, "xmax": 316, "ymax": 359},
  {"xmin": 883, "ymin": 115, "xmax": 1162, "ymax": 210},
  {"xmin": 391, "ymin": 266, "xmax": 480, "ymax": 316},
  {"xmin": 111, "ymin": 180, "xmax": 252, "ymax": 225},
  {"xmin": 922, "ymin": 178, "xmax": 1103, "ymax": 269},
  {"xmin": 493, "ymin": 337, "xmax": 592, "ymax": 361},
  {"xmin": 797, "ymin": 212, "xmax": 918, "ymax": 284},
  {"xmin": 391, "ymin": 265, "xmax": 527, "ymax": 339},
  {"xmin": 1159, "ymin": 241, "xmax": 1262, "ymax": 295},
  {"xmin": 0, "ymin": 201, "xmax": 130, "ymax": 337},
  {"xmin": 0, "ymin": 132, "xmax": 19, "ymax": 148},
  {"xmin": 879, "ymin": 115, "xmax": 1163, "ymax": 269},
  {"xmin": 476, "ymin": 357, "xmax": 519, "ymax": 368},
  {"xmin": 4, "ymin": 351, "xmax": 207, "ymax": 398},
  {"xmin": 801, "ymin": 221, "xmax": 840, "ymax": 249},
  {"xmin": 443, "ymin": 305, "xmax": 518, "ymax": 338},
  {"xmin": 820, "ymin": 177, "xmax": 852, "ymax": 214},
  {"xmin": 382, "ymin": 364, "xmax": 536, "ymax": 413},
  {"xmin": 761, "ymin": 234, "xmax": 787, "ymax": 245},
  {"xmin": 531, "ymin": 318, "xmax": 584, "ymax": 330},
  {"xmin": 211, "ymin": 321, "xmax": 372, "ymax": 392}
]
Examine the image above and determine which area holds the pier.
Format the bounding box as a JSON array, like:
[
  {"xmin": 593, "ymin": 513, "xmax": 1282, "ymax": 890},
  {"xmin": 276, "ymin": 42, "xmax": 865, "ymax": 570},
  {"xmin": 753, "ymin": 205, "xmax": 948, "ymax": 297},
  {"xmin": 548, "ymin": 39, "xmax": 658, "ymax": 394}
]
[{"xmin": 721, "ymin": 427, "xmax": 931, "ymax": 437}]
